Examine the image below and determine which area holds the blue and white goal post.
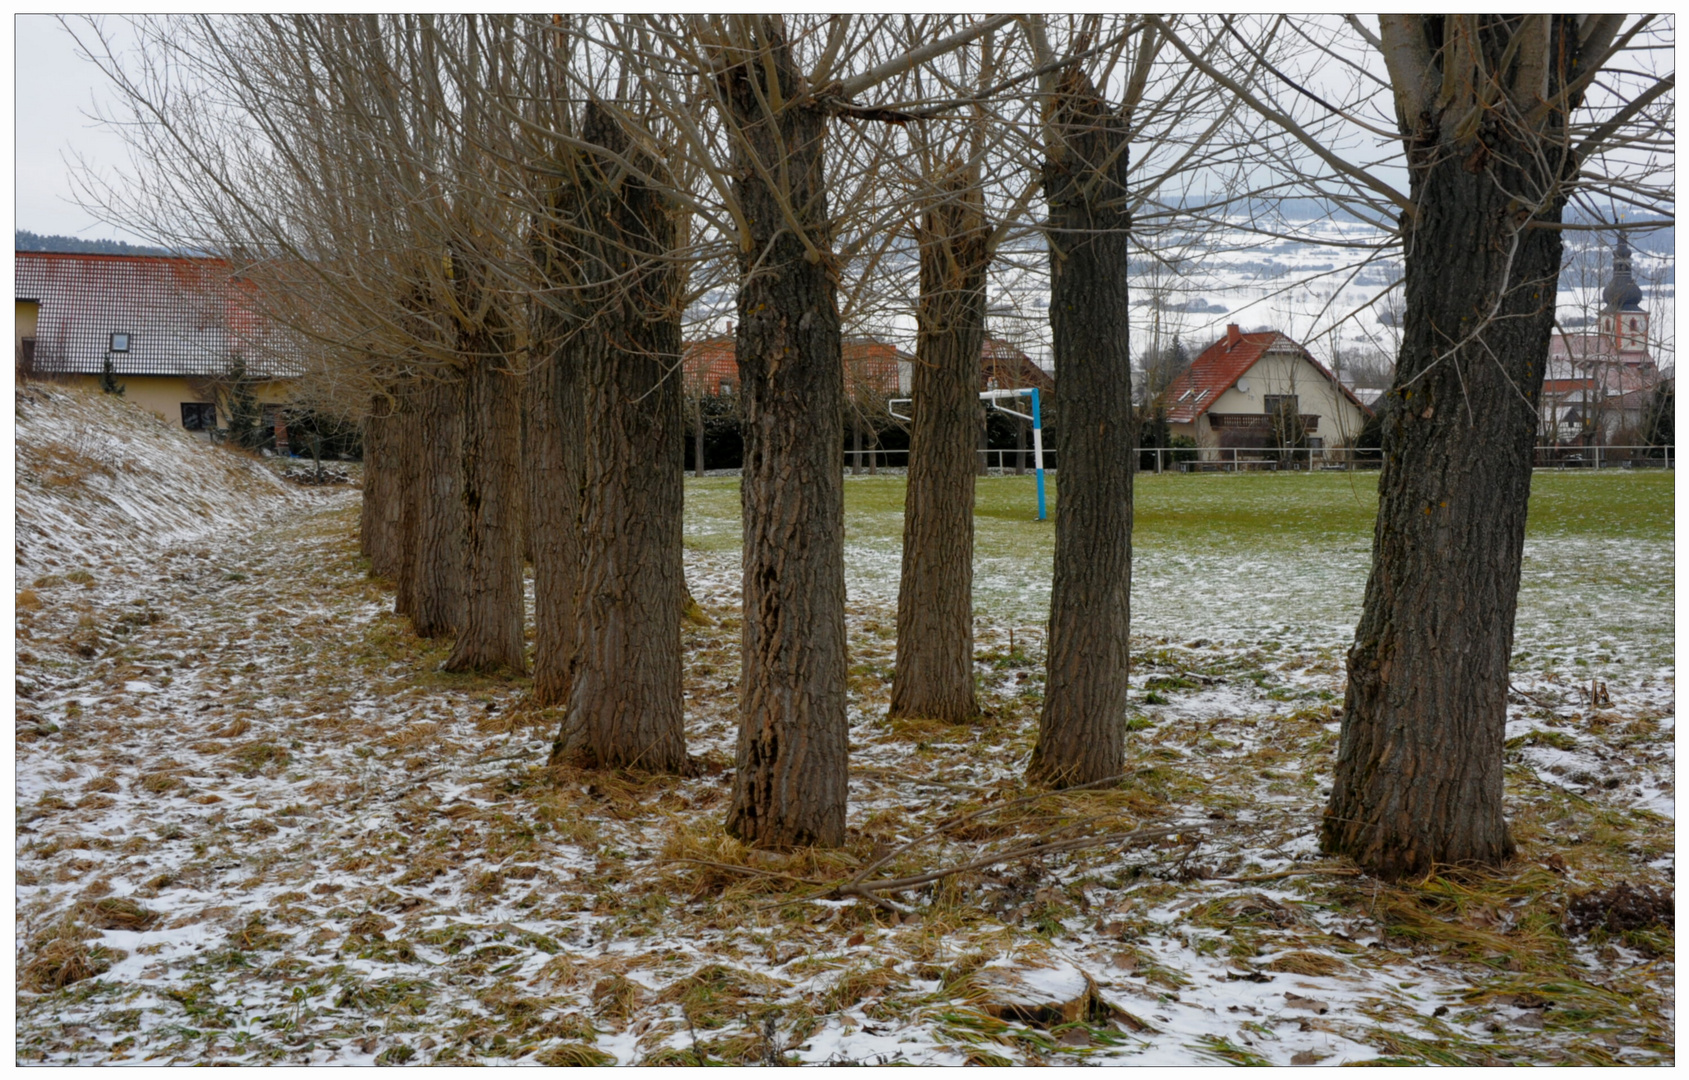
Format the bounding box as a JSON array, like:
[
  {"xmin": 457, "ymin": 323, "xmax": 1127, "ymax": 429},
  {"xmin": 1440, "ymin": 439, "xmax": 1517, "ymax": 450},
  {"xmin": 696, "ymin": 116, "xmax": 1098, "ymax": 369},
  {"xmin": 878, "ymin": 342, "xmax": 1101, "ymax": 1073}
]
[
  {"xmin": 888, "ymin": 387, "xmax": 1048, "ymax": 522},
  {"xmin": 981, "ymin": 388, "xmax": 1047, "ymax": 521}
]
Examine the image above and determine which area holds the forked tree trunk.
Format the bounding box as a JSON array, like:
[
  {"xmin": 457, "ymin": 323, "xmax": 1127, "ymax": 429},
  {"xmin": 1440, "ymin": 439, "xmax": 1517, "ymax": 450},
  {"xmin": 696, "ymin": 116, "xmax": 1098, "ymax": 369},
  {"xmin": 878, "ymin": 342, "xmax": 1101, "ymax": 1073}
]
[
  {"xmin": 552, "ymin": 102, "xmax": 687, "ymax": 773},
  {"xmin": 721, "ymin": 25, "xmax": 849, "ymax": 848},
  {"xmin": 525, "ymin": 329, "xmax": 583, "ymax": 707},
  {"xmin": 1322, "ymin": 16, "xmax": 1583, "ymax": 878},
  {"xmin": 1027, "ymin": 70, "xmax": 1135, "ymax": 788},
  {"xmin": 889, "ymin": 176, "xmax": 989, "ymax": 724},
  {"xmin": 408, "ymin": 374, "xmax": 466, "ymax": 639},
  {"xmin": 445, "ymin": 343, "xmax": 528, "ymax": 674}
]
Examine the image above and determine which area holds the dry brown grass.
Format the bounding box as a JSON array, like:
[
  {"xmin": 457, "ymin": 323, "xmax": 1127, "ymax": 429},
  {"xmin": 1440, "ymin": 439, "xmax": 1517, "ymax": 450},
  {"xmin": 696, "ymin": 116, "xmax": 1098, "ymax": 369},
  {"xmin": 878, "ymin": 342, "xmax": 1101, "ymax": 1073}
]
[
  {"xmin": 1263, "ymin": 950, "xmax": 1349, "ymax": 977},
  {"xmin": 77, "ymin": 897, "xmax": 162, "ymax": 931}
]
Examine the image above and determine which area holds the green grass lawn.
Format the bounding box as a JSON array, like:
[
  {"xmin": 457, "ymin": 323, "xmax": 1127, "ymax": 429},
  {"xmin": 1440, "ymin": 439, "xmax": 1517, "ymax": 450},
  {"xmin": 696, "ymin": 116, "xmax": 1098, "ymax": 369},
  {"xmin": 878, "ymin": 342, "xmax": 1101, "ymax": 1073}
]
[{"xmin": 686, "ymin": 470, "xmax": 1673, "ymax": 674}]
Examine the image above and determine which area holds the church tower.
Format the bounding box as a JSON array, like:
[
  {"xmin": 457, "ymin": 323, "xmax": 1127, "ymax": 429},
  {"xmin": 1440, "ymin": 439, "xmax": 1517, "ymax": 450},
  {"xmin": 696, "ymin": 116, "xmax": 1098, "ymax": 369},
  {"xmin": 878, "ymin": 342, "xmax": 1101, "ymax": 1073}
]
[{"xmin": 1598, "ymin": 235, "xmax": 1648, "ymax": 354}]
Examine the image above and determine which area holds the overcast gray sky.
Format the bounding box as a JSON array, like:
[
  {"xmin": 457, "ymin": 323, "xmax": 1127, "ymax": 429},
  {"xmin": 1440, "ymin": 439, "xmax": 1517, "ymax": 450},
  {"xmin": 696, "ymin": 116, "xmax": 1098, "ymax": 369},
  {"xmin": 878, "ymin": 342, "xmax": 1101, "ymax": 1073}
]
[{"xmin": 15, "ymin": 15, "xmax": 135, "ymax": 239}]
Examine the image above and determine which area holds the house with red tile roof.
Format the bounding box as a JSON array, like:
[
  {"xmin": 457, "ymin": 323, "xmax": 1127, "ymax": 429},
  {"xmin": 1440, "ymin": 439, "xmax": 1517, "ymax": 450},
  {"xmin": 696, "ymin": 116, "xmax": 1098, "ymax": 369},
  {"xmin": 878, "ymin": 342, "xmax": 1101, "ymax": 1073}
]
[
  {"xmin": 16, "ymin": 250, "xmax": 302, "ymax": 435},
  {"xmin": 1163, "ymin": 324, "xmax": 1372, "ymax": 457}
]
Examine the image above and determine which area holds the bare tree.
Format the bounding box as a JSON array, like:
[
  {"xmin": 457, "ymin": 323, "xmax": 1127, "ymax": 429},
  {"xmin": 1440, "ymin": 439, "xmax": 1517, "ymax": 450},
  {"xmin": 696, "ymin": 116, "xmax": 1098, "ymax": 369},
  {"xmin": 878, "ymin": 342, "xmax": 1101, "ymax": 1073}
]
[{"xmin": 1161, "ymin": 14, "xmax": 1675, "ymax": 876}]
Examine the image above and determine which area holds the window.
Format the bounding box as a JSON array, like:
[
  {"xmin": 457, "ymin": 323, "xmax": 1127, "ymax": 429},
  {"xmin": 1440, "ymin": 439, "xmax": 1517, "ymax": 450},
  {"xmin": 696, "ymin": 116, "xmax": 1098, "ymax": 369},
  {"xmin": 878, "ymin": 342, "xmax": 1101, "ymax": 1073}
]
[
  {"xmin": 181, "ymin": 403, "xmax": 218, "ymax": 431},
  {"xmin": 1263, "ymin": 394, "xmax": 1299, "ymax": 416},
  {"xmin": 110, "ymin": 332, "xmax": 131, "ymax": 353},
  {"xmin": 719, "ymin": 379, "xmax": 735, "ymax": 395}
]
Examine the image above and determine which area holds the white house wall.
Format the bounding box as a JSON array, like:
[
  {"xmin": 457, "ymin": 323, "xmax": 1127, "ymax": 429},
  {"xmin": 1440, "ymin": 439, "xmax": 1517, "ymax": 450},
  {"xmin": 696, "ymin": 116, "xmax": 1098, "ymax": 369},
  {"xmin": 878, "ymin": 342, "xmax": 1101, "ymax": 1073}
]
[{"xmin": 1207, "ymin": 348, "xmax": 1369, "ymax": 448}]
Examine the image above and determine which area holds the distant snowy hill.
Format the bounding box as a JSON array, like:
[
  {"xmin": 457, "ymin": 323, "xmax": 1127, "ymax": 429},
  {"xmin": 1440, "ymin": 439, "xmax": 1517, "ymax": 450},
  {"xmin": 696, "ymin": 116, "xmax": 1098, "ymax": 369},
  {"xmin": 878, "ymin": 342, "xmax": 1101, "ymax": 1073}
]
[{"xmin": 16, "ymin": 229, "xmax": 173, "ymax": 257}]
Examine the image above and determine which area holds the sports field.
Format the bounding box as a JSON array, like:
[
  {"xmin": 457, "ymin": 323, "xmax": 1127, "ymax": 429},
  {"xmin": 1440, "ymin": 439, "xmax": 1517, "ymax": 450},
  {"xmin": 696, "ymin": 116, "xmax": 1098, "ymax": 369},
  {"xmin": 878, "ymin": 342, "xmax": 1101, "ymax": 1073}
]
[{"xmin": 685, "ymin": 469, "xmax": 1675, "ymax": 679}]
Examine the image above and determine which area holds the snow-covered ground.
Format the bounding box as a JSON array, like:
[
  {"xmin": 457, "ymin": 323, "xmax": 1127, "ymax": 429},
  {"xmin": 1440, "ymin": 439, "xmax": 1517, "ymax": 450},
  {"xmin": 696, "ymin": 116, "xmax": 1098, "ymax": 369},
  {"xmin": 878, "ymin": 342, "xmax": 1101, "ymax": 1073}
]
[{"xmin": 15, "ymin": 386, "xmax": 1674, "ymax": 1065}]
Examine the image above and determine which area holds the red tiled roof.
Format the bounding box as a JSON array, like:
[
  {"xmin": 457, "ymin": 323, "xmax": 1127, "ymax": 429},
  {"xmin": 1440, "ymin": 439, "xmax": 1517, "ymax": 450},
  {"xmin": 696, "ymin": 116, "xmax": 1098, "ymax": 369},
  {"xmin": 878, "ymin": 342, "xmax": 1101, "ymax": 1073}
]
[
  {"xmin": 980, "ymin": 337, "xmax": 1054, "ymax": 393},
  {"xmin": 1164, "ymin": 328, "xmax": 1372, "ymax": 423},
  {"xmin": 681, "ymin": 336, "xmax": 913, "ymax": 398},
  {"xmin": 16, "ymin": 250, "xmax": 303, "ymax": 378},
  {"xmin": 842, "ymin": 339, "xmax": 906, "ymax": 397},
  {"xmin": 1164, "ymin": 330, "xmax": 1279, "ymax": 423}
]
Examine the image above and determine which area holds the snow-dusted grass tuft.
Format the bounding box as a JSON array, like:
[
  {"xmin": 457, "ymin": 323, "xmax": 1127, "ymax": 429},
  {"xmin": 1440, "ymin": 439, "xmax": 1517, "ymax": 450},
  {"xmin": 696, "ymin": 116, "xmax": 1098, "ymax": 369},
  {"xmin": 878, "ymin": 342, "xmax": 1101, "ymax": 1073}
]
[{"xmin": 15, "ymin": 395, "xmax": 1672, "ymax": 1065}]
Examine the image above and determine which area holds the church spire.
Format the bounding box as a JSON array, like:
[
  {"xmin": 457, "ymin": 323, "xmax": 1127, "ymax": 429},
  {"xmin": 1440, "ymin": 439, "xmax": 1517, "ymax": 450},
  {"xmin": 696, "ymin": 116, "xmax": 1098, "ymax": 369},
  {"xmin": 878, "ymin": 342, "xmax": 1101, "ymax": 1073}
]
[{"xmin": 1598, "ymin": 234, "xmax": 1648, "ymax": 354}]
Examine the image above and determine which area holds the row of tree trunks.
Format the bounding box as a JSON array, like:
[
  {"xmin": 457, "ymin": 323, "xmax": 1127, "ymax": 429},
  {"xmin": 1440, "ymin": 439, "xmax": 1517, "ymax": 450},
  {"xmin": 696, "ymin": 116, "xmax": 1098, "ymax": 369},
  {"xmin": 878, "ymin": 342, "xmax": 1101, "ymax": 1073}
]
[
  {"xmin": 552, "ymin": 103, "xmax": 688, "ymax": 773},
  {"xmin": 1026, "ymin": 69, "xmax": 1136, "ymax": 787},
  {"xmin": 721, "ymin": 24, "xmax": 850, "ymax": 848},
  {"xmin": 888, "ymin": 169, "xmax": 989, "ymax": 725}
]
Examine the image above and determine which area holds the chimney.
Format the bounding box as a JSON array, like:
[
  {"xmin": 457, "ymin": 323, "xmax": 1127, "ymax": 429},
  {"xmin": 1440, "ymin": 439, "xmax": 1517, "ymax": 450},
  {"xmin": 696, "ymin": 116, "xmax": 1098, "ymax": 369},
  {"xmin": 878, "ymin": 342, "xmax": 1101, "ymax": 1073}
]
[{"xmin": 1225, "ymin": 324, "xmax": 1241, "ymax": 350}]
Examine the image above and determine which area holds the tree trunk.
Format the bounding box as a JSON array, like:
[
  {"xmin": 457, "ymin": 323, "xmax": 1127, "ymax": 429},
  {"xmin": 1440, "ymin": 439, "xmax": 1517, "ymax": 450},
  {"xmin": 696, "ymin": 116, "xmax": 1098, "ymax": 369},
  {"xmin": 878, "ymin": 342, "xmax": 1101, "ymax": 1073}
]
[
  {"xmin": 720, "ymin": 24, "xmax": 849, "ymax": 848},
  {"xmin": 408, "ymin": 374, "xmax": 466, "ymax": 639},
  {"xmin": 977, "ymin": 412, "xmax": 991, "ymax": 476},
  {"xmin": 390, "ymin": 383, "xmax": 419, "ymax": 615},
  {"xmin": 1322, "ymin": 17, "xmax": 1581, "ymax": 877},
  {"xmin": 361, "ymin": 393, "xmax": 397, "ymax": 575},
  {"xmin": 445, "ymin": 344, "xmax": 528, "ymax": 674},
  {"xmin": 694, "ymin": 395, "xmax": 707, "ymax": 478},
  {"xmin": 552, "ymin": 101, "xmax": 688, "ymax": 773},
  {"xmin": 889, "ymin": 176, "xmax": 989, "ymax": 724},
  {"xmin": 852, "ymin": 410, "xmax": 863, "ymax": 475},
  {"xmin": 1027, "ymin": 70, "xmax": 1135, "ymax": 788},
  {"xmin": 525, "ymin": 329, "xmax": 583, "ymax": 707},
  {"xmin": 1015, "ymin": 416, "xmax": 1026, "ymax": 475}
]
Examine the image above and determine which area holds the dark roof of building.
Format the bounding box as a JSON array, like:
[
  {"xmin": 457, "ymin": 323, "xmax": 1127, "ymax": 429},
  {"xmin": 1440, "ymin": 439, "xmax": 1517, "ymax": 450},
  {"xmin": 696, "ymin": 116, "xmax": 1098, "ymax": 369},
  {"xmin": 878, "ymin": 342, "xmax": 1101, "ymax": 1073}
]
[
  {"xmin": 1165, "ymin": 326, "xmax": 1372, "ymax": 423},
  {"xmin": 16, "ymin": 250, "xmax": 303, "ymax": 378}
]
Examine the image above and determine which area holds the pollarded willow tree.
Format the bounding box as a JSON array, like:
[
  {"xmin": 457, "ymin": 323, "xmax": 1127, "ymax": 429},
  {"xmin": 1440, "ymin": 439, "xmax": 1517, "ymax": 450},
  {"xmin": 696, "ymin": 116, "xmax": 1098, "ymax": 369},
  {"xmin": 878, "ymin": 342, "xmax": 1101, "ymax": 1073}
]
[
  {"xmin": 1162, "ymin": 14, "xmax": 1675, "ymax": 877},
  {"xmin": 883, "ymin": 23, "xmax": 1034, "ymax": 726},
  {"xmin": 1018, "ymin": 15, "xmax": 1265, "ymax": 786}
]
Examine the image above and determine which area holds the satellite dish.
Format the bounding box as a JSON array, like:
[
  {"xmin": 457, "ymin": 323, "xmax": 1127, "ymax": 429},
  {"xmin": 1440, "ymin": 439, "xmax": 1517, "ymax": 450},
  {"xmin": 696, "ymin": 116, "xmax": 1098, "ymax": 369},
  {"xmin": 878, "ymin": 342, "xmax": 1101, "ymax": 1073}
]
[{"xmin": 1236, "ymin": 379, "xmax": 1250, "ymax": 393}]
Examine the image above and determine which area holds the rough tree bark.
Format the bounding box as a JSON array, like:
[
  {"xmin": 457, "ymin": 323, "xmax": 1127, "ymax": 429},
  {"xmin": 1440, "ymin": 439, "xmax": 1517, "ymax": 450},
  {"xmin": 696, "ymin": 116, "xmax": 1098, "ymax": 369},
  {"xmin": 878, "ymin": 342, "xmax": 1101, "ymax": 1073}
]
[
  {"xmin": 1323, "ymin": 15, "xmax": 1591, "ymax": 878},
  {"xmin": 360, "ymin": 393, "xmax": 397, "ymax": 576},
  {"xmin": 391, "ymin": 383, "xmax": 420, "ymax": 615},
  {"xmin": 444, "ymin": 278, "xmax": 528, "ymax": 673},
  {"xmin": 889, "ymin": 172, "xmax": 990, "ymax": 724},
  {"xmin": 1027, "ymin": 69, "xmax": 1135, "ymax": 787},
  {"xmin": 552, "ymin": 103, "xmax": 688, "ymax": 773},
  {"xmin": 721, "ymin": 23, "xmax": 850, "ymax": 848},
  {"xmin": 406, "ymin": 374, "xmax": 467, "ymax": 639},
  {"xmin": 526, "ymin": 274, "xmax": 584, "ymax": 707}
]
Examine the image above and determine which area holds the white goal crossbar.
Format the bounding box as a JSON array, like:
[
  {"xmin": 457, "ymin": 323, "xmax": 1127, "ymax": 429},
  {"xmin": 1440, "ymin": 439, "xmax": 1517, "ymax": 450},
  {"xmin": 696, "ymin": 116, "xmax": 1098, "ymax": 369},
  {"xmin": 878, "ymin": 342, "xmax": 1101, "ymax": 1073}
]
[{"xmin": 887, "ymin": 387, "xmax": 1047, "ymax": 521}]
